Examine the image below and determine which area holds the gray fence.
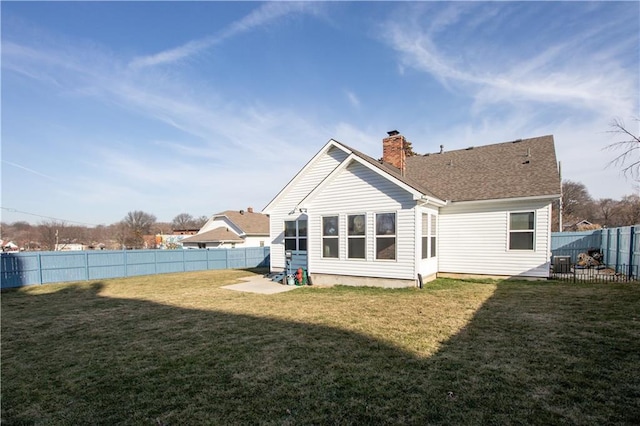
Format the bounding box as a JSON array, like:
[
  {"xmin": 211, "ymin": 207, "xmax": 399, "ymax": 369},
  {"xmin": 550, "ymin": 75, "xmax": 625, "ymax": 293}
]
[
  {"xmin": 551, "ymin": 226, "xmax": 639, "ymax": 275},
  {"xmin": 0, "ymin": 247, "xmax": 270, "ymax": 289}
]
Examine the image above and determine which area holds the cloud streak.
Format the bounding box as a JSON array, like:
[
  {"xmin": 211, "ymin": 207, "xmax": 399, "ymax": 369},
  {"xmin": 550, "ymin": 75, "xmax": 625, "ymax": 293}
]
[
  {"xmin": 382, "ymin": 3, "xmax": 637, "ymax": 117},
  {"xmin": 129, "ymin": 2, "xmax": 319, "ymax": 70}
]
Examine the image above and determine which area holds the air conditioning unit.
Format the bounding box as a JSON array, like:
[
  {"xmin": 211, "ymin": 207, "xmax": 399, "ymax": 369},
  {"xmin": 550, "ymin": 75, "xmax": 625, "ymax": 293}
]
[{"xmin": 553, "ymin": 256, "xmax": 571, "ymax": 273}]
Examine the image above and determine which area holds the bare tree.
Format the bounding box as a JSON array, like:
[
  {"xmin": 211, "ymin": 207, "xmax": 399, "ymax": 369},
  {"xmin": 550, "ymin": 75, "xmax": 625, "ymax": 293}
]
[
  {"xmin": 194, "ymin": 215, "xmax": 208, "ymax": 228},
  {"xmin": 122, "ymin": 211, "xmax": 157, "ymax": 249},
  {"xmin": 38, "ymin": 220, "xmax": 67, "ymax": 251},
  {"xmin": 172, "ymin": 213, "xmax": 195, "ymax": 230},
  {"xmin": 615, "ymin": 194, "xmax": 640, "ymax": 226},
  {"xmin": 595, "ymin": 198, "xmax": 616, "ymax": 228},
  {"xmin": 561, "ymin": 180, "xmax": 594, "ymax": 226},
  {"xmin": 606, "ymin": 117, "xmax": 640, "ymax": 180}
]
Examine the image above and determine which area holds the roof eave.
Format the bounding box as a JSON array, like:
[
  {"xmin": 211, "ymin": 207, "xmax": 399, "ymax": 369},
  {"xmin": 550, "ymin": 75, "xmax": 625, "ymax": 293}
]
[{"xmin": 446, "ymin": 193, "xmax": 562, "ymax": 205}]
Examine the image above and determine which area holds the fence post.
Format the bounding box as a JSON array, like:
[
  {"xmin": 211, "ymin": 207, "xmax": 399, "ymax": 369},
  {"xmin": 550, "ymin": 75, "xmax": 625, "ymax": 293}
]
[
  {"xmin": 629, "ymin": 226, "xmax": 636, "ymax": 278},
  {"xmin": 85, "ymin": 251, "xmax": 90, "ymax": 281},
  {"xmin": 605, "ymin": 228, "xmax": 611, "ymax": 265},
  {"xmin": 124, "ymin": 249, "xmax": 128, "ymax": 277},
  {"xmin": 615, "ymin": 228, "xmax": 621, "ymax": 272},
  {"xmin": 37, "ymin": 252, "xmax": 43, "ymax": 285}
]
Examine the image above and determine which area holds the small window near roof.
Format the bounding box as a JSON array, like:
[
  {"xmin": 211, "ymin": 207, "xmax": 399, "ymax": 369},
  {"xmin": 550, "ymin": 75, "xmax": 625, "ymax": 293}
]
[{"xmin": 509, "ymin": 212, "xmax": 534, "ymax": 250}]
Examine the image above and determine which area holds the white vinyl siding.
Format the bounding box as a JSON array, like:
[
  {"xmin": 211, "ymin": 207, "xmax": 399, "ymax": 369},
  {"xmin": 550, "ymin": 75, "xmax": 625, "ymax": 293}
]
[
  {"xmin": 438, "ymin": 200, "xmax": 552, "ymax": 278},
  {"xmin": 267, "ymin": 146, "xmax": 348, "ymax": 271},
  {"xmin": 307, "ymin": 161, "xmax": 416, "ymax": 280}
]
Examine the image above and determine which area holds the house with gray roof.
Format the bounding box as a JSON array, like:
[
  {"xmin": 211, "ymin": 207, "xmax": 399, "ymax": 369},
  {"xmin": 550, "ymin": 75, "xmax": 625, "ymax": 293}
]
[
  {"xmin": 181, "ymin": 208, "xmax": 269, "ymax": 249},
  {"xmin": 263, "ymin": 131, "xmax": 561, "ymax": 287}
]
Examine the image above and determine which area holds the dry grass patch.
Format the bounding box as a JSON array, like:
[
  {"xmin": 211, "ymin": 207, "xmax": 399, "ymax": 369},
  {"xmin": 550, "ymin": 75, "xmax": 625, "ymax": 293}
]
[{"xmin": 2, "ymin": 270, "xmax": 639, "ymax": 425}]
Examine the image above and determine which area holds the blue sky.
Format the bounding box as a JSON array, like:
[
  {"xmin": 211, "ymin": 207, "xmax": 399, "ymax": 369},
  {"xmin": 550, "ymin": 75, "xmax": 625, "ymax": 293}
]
[{"xmin": 2, "ymin": 1, "xmax": 639, "ymax": 226}]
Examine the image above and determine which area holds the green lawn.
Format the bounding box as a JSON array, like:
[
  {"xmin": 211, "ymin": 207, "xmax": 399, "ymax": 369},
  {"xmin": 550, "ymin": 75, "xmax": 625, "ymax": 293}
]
[{"xmin": 2, "ymin": 270, "xmax": 639, "ymax": 425}]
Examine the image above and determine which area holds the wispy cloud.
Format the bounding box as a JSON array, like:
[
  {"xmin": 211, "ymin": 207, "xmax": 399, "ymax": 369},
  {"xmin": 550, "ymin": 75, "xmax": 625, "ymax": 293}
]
[
  {"xmin": 1, "ymin": 3, "xmax": 331, "ymax": 220},
  {"xmin": 381, "ymin": 3, "xmax": 637, "ymax": 117},
  {"xmin": 345, "ymin": 90, "xmax": 360, "ymax": 109},
  {"xmin": 2, "ymin": 160, "xmax": 59, "ymax": 182},
  {"xmin": 129, "ymin": 2, "xmax": 320, "ymax": 70}
]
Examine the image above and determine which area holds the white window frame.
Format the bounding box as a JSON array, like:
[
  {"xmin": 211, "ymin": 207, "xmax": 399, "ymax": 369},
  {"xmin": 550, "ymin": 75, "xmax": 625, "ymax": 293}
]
[
  {"xmin": 322, "ymin": 215, "xmax": 340, "ymax": 258},
  {"xmin": 347, "ymin": 213, "xmax": 366, "ymax": 260},
  {"xmin": 421, "ymin": 213, "xmax": 437, "ymax": 259},
  {"xmin": 284, "ymin": 219, "xmax": 307, "ymax": 252},
  {"xmin": 508, "ymin": 211, "xmax": 535, "ymax": 251},
  {"xmin": 430, "ymin": 214, "xmax": 437, "ymax": 258},
  {"xmin": 375, "ymin": 212, "xmax": 397, "ymax": 261}
]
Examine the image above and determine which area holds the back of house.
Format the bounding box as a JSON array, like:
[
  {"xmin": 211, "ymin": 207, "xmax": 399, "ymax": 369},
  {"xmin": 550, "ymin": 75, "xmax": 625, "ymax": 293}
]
[{"xmin": 263, "ymin": 132, "xmax": 561, "ymax": 287}]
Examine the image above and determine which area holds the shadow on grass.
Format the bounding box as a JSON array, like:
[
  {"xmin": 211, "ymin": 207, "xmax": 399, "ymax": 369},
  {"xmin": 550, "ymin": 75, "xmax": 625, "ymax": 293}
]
[{"xmin": 2, "ymin": 281, "xmax": 639, "ymax": 425}]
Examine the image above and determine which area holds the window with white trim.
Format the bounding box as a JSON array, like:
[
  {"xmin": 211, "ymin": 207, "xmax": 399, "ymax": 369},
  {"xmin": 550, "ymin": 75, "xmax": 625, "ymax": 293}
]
[
  {"xmin": 322, "ymin": 216, "xmax": 339, "ymax": 258},
  {"xmin": 375, "ymin": 212, "xmax": 396, "ymax": 260},
  {"xmin": 348, "ymin": 214, "xmax": 366, "ymax": 259},
  {"xmin": 421, "ymin": 213, "xmax": 437, "ymax": 259},
  {"xmin": 509, "ymin": 212, "xmax": 534, "ymax": 250},
  {"xmin": 284, "ymin": 219, "xmax": 307, "ymax": 251},
  {"xmin": 430, "ymin": 214, "xmax": 437, "ymax": 258},
  {"xmin": 421, "ymin": 214, "xmax": 429, "ymax": 259}
]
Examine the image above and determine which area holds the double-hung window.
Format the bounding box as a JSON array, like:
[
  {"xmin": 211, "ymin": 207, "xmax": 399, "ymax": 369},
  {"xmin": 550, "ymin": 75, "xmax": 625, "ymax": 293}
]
[
  {"xmin": 284, "ymin": 219, "xmax": 307, "ymax": 251},
  {"xmin": 375, "ymin": 213, "xmax": 396, "ymax": 260},
  {"xmin": 347, "ymin": 214, "xmax": 366, "ymax": 259},
  {"xmin": 421, "ymin": 213, "xmax": 437, "ymax": 259},
  {"xmin": 509, "ymin": 212, "xmax": 534, "ymax": 250},
  {"xmin": 430, "ymin": 214, "xmax": 437, "ymax": 258},
  {"xmin": 322, "ymin": 216, "xmax": 339, "ymax": 258}
]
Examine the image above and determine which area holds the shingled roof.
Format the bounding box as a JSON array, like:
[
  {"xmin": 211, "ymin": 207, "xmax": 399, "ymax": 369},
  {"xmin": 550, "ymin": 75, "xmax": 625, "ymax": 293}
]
[
  {"xmin": 180, "ymin": 209, "xmax": 269, "ymax": 244},
  {"xmin": 403, "ymin": 135, "xmax": 561, "ymax": 202},
  {"xmin": 218, "ymin": 210, "xmax": 269, "ymax": 235},
  {"xmin": 181, "ymin": 227, "xmax": 243, "ymax": 244}
]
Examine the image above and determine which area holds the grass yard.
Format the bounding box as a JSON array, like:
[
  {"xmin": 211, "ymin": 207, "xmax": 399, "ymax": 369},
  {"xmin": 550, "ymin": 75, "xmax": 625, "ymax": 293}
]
[{"xmin": 2, "ymin": 269, "xmax": 639, "ymax": 425}]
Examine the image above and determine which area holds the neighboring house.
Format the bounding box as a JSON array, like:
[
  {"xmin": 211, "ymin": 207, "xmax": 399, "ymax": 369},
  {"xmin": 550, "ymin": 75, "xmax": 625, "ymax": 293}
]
[
  {"xmin": 54, "ymin": 243, "xmax": 88, "ymax": 251},
  {"xmin": 181, "ymin": 208, "xmax": 270, "ymax": 249},
  {"xmin": 172, "ymin": 228, "xmax": 200, "ymax": 235},
  {"xmin": 565, "ymin": 219, "xmax": 601, "ymax": 231},
  {"xmin": 2, "ymin": 241, "xmax": 20, "ymax": 252},
  {"xmin": 263, "ymin": 131, "xmax": 561, "ymax": 287}
]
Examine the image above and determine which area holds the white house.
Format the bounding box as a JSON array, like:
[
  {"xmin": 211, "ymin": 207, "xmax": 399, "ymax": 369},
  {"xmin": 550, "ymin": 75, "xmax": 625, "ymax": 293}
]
[
  {"xmin": 263, "ymin": 131, "xmax": 561, "ymax": 287},
  {"xmin": 181, "ymin": 208, "xmax": 269, "ymax": 249}
]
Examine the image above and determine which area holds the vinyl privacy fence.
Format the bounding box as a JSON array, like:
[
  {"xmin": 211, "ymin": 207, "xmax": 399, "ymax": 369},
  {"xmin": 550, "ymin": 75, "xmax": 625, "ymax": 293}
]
[
  {"xmin": 551, "ymin": 226, "xmax": 639, "ymax": 276},
  {"xmin": 0, "ymin": 247, "xmax": 270, "ymax": 289}
]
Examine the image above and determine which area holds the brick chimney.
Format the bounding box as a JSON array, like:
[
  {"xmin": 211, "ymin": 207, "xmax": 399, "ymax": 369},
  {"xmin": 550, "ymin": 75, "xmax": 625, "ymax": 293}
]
[
  {"xmin": 247, "ymin": 207, "xmax": 254, "ymax": 213},
  {"xmin": 382, "ymin": 130, "xmax": 406, "ymax": 175}
]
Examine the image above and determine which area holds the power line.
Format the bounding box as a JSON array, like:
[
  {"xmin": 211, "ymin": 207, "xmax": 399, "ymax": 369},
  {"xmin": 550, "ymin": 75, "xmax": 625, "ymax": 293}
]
[{"xmin": 0, "ymin": 207, "xmax": 103, "ymax": 227}]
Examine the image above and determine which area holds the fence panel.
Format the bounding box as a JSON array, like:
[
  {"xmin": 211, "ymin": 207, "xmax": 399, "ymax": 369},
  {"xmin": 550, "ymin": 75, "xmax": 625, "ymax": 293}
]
[
  {"xmin": 551, "ymin": 226, "xmax": 640, "ymax": 278},
  {"xmin": 551, "ymin": 230, "xmax": 602, "ymax": 263},
  {"xmin": 87, "ymin": 251, "xmax": 126, "ymax": 280},
  {"xmin": 1, "ymin": 252, "xmax": 41, "ymax": 287},
  {"xmin": 40, "ymin": 252, "xmax": 88, "ymax": 284},
  {"xmin": 184, "ymin": 250, "xmax": 208, "ymax": 271},
  {"xmin": 1, "ymin": 247, "xmax": 270, "ymax": 289}
]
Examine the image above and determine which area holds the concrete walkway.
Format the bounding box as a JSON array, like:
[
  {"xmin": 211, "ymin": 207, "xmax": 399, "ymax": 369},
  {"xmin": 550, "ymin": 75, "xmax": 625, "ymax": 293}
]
[{"xmin": 221, "ymin": 275, "xmax": 302, "ymax": 295}]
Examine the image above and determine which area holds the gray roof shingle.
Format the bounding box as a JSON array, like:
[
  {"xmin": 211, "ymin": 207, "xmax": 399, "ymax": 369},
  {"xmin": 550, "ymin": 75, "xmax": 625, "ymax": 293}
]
[
  {"xmin": 404, "ymin": 135, "xmax": 561, "ymax": 202},
  {"xmin": 181, "ymin": 227, "xmax": 244, "ymax": 243}
]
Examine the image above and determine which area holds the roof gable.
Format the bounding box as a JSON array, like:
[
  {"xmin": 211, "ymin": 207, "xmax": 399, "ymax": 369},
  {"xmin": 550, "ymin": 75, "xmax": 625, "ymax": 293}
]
[
  {"xmin": 213, "ymin": 210, "xmax": 269, "ymax": 235},
  {"xmin": 297, "ymin": 153, "xmax": 445, "ymax": 209},
  {"xmin": 263, "ymin": 140, "xmax": 351, "ymax": 213},
  {"xmin": 182, "ymin": 227, "xmax": 244, "ymax": 243}
]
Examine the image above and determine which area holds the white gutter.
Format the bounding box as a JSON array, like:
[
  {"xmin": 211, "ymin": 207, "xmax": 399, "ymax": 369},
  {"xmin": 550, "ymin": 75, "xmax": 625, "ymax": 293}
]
[{"xmin": 446, "ymin": 193, "xmax": 562, "ymax": 205}]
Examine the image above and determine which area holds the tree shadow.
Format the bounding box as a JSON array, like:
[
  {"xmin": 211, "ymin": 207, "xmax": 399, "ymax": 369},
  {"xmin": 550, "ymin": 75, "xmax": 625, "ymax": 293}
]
[{"xmin": 2, "ymin": 281, "xmax": 638, "ymax": 425}]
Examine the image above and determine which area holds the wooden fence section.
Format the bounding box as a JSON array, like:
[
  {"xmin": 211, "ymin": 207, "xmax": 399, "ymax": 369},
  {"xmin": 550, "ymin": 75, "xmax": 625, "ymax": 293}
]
[
  {"xmin": 0, "ymin": 247, "xmax": 270, "ymax": 289},
  {"xmin": 551, "ymin": 226, "xmax": 640, "ymax": 276}
]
